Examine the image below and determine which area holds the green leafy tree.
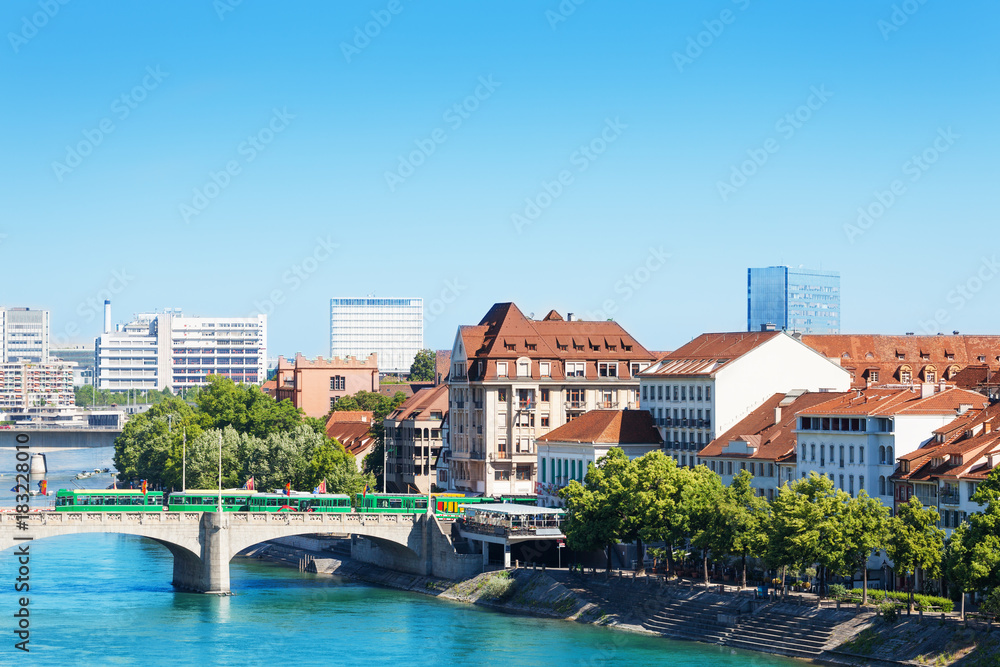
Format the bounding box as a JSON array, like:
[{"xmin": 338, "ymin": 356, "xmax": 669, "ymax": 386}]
[
  {"xmin": 768, "ymin": 473, "xmax": 845, "ymax": 592},
  {"xmin": 724, "ymin": 470, "xmax": 770, "ymax": 588},
  {"xmin": 304, "ymin": 440, "xmax": 374, "ymax": 496},
  {"xmin": 887, "ymin": 496, "xmax": 945, "ymax": 610},
  {"xmin": 944, "ymin": 522, "xmax": 976, "ymax": 619},
  {"xmin": 560, "ymin": 448, "xmax": 639, "ymax": 571},
  {"xmin": 409, "ymin": 349, "xmax": 436, "ymax": 381},
  {"xmin": 686, "ymin": 466, "xmax": 728, "ymax": 585},
  {"xmin": 331, "ymin": 390, "xmax": 407, "ymax": 489},
  {"xmin": 196, "ymin": 375, "xmax": 303, "ymax": 438},
  {"xmin": 838, "ymin": 491, "xmax": 890, "ymax": 604},
  {"xmin": 965, "ymin": 467, "xmax": 1000, "ymax": 593},
  {"xmin": 634, "ymin": 452, "xmax": 687, "ymax": 572},
  {"xmin": 114, "ymin": 397, "xmax": 203, "ymax": 488}
]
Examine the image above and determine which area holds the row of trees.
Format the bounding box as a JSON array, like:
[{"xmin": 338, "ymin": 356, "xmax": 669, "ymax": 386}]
[
  {"xmin": 561, "ymin": 450, "xmax": 1000, "ymax": 611},
  {"xmin": 114, "ymin": 376, "xmax": 373, "ymax": 496},
  {"xmin": 75, "ymin": 385, "xmax": 178, "ymax": 407}
]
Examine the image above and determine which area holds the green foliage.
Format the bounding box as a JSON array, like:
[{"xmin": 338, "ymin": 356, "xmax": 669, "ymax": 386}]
[
  {"xmin": 409, "ymin": 349, "xmax": 436, "ymax": 381},
  {"xmin": 981, "ymin": 588, "xmax": 1000, "ymax": 615},
  {"xmin": 76, "ymin": 385, "xmax": 175, "ymax": 407},
  {"xmin": 888, "ymin": 496, "xmax": 945, "ymax": 581},
  {"xmin": 828, "ymin": 583, "xmax": 848, "ymax": 599},
  {"xmin": 839, "ymin": 588, "xmax": 953, "ymax": 612},
  {"xmin": 330, "ymin": 389, "xmax": 407, "ymax": 488},
  {"xmin": 962, "ymin": 467, "xmax": 1000, "ymax": 592},
  {"xmin": 479, "ymin": 571, "xmax": 517, "ymax": 602},
  {"xmin": 560, "ymin": 448, "xmax": 640, "ymax": 566},
  {"xmin": 880, "ymin": 601, "xmax": 901, "ymax": 624},
  {"xmin": 196, "ymin": 375, "xmax": 303, "ymax": 438}
]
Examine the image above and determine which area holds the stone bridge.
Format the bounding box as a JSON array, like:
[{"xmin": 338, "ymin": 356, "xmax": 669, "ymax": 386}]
[{"xmin": 0, "ymin": 511, "xmax": 436, "ymax": 594}]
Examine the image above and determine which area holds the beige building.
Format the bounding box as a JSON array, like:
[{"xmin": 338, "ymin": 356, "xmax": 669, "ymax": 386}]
[
  {"xmin": 447, "ymin": 303, "xmax": 654, "ymax": 496},
  {"xmin": 383, "ymin": 384, "xmax": 448, "ymax": 493}
]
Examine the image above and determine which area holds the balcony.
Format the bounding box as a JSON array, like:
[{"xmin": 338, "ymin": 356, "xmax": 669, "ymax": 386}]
[
  {"xmin": 495, "ymin": 450, "xmax": 511, "ymax": 461},
  {"xmin": 566, "ymin": 400, "xmax": 586, "ymax": 410},
  {"xmin": 517, "ymin": 401, "xmax": 536, "ymax": 410},
  {"xmin": 473, "ymin": 400, "xmax": 484, "ymax": 409},
  {"xmin": 597, "ymin": 401, "xmax": 618, "ymax": 409},
  {"xmin": 940, "ymin": 490, "xmax": 961, "ymax": 505}
]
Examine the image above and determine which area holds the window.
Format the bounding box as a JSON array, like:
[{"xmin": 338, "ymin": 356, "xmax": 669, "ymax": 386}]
[
  {"xmin": 849, "ymin": 446, "xmax": 854, "ymax": 464},
  {"xmin": 899, "ymin": 367, "xmax": 912, "ymax": 383},
  {"xmin": 673, "ymin": 386, "xmax": 679, "ymax": 401},
  {"xmin": 705, "ymin": 386, "xmax": 711, "ymax": 401},
  {"xmin": 329, "ymin": 375, "xmax": 345, "ymax": 391},
  {"xmin": 886, "ymin": 446, "xmax": 893, "ymax": 463},
  {"xmin": 879, "ymin": 446, "xmax": 886, "ymax": 464},
  {"xmin": 566, "ymin": 361, "xmax": 585, "ymax": 378},
  {"xmin": 839, "ymin": 445, "xmax": 845, "ymax": 468},
  {"xmin": 330, "ymin": 397, "xmax": 338, "ymax": 409},
  {"xmin": 515, "ymin": 465, "xmax": 531, "ymax": 481},
  {"xmin": 497, "ymin": 362, "xmax": 508, "ymax": 377},
  {"xmin": 879, "ymin": 475, "xmax": 886, "ymax": 495},
  {"xmin": 859, "ymin": 475, "xmax": 864, "ymax": 492},
  {"xmin": 726, "ymin": 461, "xmax": 733, "ymax": 475},
  {"xmin": 859, "ymin": 447, "xmax": 864, "ymax": 464},
  {"xmin": 681, "ymin": 386, "xmax": 686, "ymax": 400},
  {"xmin": 539, "ymin": 362, "xmax": 550, "ymax": 377},
  {"xmin": 710, "ymin": 461, "xmax": 716, "ymax": 472},
  {"xmin": 697, "ymin": 386, "xmax": 703, "ymax": 401},
  {"xmin": 810, "ymin": 444, "xmax": 816, "ymax": 461},
  {"xmin": 642, "ymin": 385, "xmax": 648, "ymax": 401},
  {"xmin": 839, "ymin": 474, "xmax": 845, "ymax": 489},
  {"xmin": 539, "ymin": 389, "xmax": 550, "ymax": 403},
  {"xmin": 498, "ymin": 388, "xmax": 508, "ymax": 402},
  {"xmin": 598, "ymin": 362, "xmax": 618, "ymax": 377},
  {"xmin": 541, "ymin": 414, "xmax": 550, "ymax": 428},
  {"xmin": 658, "ymin": 385, "xmax": 664, "ymax": 400},
  {"xmin": 768, "ymin": 463, "xmax": 774, "ymax": 477},
  {"xmin": 849, "ymin": 475, "xmax": 855, "ymax": 496},
  {"xmin": 495, "ymin": 468, "xmax": 511, "ymax": 481},
  {"xmin": 705, "ymin": 409, "xmax": 711, "ymax": 430},
  {"xmin": 518, "ymin": 360, "xmax": 530, "ymax": 377}
]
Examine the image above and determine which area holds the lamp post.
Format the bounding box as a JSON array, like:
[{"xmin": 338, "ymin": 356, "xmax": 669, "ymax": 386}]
[{"xmin": 217, "ymin": 430, "xmax": 223, "ymax": 513}]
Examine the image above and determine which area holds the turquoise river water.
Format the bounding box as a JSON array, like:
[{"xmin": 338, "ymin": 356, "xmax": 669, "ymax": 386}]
[{"xmin": 1, "ymin": 447, "xmax": 803, "ymax": 666}]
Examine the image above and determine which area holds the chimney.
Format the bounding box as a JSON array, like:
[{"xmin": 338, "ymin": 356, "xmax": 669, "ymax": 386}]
[
  {"xmin": 958, "ymin": 403, "xmax": 973, "ymax": 415},
  {"xmin": 921, "ymin": 383, "xmax": 935, "ymax": 399},
  {"xmin": 103, "ymin": 300, "xmax": 112, "ymax": 335},
  {"xmin": 567, "ymin": 312, "xmax": 574, "ymax": 321},
  {"xmin": 984, "ymin": 421, "xmax": 992, "ymax": 435},
  {"xmin": 774, "ymin": 405, "xmax": 782, "ymax": 425}
]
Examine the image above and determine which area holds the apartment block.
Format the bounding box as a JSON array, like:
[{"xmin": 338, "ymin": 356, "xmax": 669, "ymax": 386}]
[
  {"xmin": 447, "ymin": 303, "xmax": 654, "ymax": 496},
  {"xmin": 330, "ymin": 297, "xmax": 423, "ymax": 376},
  {"xmin": 0, "ymin": 307, "xmax": 50, "ymax": 363},
  {"xmin": 95, "ymin": 304, "xmax": 266, "ymax": 391},
  {"xmin": 640, "ymin": 331, "xmax": 851, "ymax": 467},
  {"xmin": 384, "ymin": 384, "xmax": 448, "ymax": 493},
  {"xmin": 264, "ymin": 353, "xmax": 379, "ymax": 418}
]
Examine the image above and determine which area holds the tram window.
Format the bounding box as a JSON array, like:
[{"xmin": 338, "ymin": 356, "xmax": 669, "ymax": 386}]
[
  {"xmin": 389, "ymin": 499, "xmax": 402, "ymax": 509},
  {"xmin": 378, "ymin": 499, "xmax": 390, "ymax": 509},
  {"xmin": 416, "ymin": 500, "xmax": 427, "ymax": 510}
]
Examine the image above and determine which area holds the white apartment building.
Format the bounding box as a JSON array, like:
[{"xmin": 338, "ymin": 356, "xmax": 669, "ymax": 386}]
[
  {"xmin": 793, "ymin": 385, "xmax": 988, "ymax": 507},
  {"xmin": 95, "ymin": 304, "xmax": 266, "ymax": 391},
  {"xmin": 640, "ymin": 331, "xmax": 851, "ymax": 467},
  {"xmin": 0, "ymin": 307, "xmax": 50, "ymax": 363},
  {"xmin": 447, "ymin": 304, "xmax": 654, "ymax": 496},
  {"xmin": 330, "ymin": 297, "xmax": 423, "ymax": 376},
  {"xmin": 0, "ymin": 360, "xmax": 75, "ymax": 414}
]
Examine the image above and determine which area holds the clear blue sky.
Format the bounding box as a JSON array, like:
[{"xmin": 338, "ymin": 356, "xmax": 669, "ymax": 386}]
[{"xmin": 2, "ymin": 1, "xmax": 998, "ymax": 357}]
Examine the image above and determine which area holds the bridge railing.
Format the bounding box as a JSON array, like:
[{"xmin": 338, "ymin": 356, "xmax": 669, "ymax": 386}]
[{"xmin": 1, "ymin": 511, "xmax": 420, "ymax": 527}]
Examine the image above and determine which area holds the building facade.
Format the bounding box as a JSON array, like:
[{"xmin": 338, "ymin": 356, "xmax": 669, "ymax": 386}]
[
  {"xmin": 747, "ymin": 266, "xmax": 840, "ymax": 334},
  {"xmin": 95, "ymin": 306, "xmax": 267, "ymax": 391},
  {"xmin": 0, "ymin": 307, "xmax": 50, "ymax": 363},
  {"xmin": 0, "ymin": 360, "xmax": 76, "ymax": 415},
  {"xmin": 447, "ymin": 304, "xmax": 654, "ymax": 496},
  {"xmin": 330, "ymin": 298, "xmax": 423, "ymax": 376},
  {"xmin": 640, "ymin": 331, "xmax": 852, "ymax": 467},
  {"xmin": 263, "ymin": 353, "xmax": 379, "ymax": 418},
  {"xmin": 384, "ymin": 384, "xmax": 448, "ymax": 494},
  {"xmin": 794, "ymin": 385, "xmax": 987, "ymax": 507}
]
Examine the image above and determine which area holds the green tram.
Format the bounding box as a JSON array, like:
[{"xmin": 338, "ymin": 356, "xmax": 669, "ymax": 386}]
[
  {"xmin": 355, "ymin": 493, "xmax": 535, "ymax": 518},
  {"xmin": 166, "ymin": 490, "xmax": 257, "ymax": 512},
  {"xmin": 247, "ymin": 493, "xmax": 352, "ymax": 512},
  {"xmin": 55, "ymin": 489, "xmax": 166, "ymax": 512}
]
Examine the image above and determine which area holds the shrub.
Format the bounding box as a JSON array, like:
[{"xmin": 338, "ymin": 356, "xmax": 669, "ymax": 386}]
[
  {"xmin": 829, "ymin": 584, "xmax": 848, "ymax": 599},
  {"xmin": 479, "ymin": 571, "xmax": 517, "ymax": 602},
  {"xmin": 880, "ymin": 601, "xmax": 901, "ymax": 624},
  {"xmin": 981, "ymin": 588, "xmax": 1000, "ymax": 616}
]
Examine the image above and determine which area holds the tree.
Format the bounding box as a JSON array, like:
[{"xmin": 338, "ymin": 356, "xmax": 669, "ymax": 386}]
[
  {"xmin": 944, "ymin": 523, "xmax": 977, "ymax": 619},
  {"xmin": 305, "ymin": 440, "xmax": 374, "ymax": 496},
  {"xmin": 560, "ymin": 448, "xmax": 639, "ymax": 571},
  {"xmin": 409, "ymin": 349, "xmax": 436, "ymax": 381},
  {"xmin": 838, "ymin": 491, "xmax": 890, "ymax": 605},
  {"xmin": 332, "ymin": 390, "xmax": 407, "ymax": 489},
  {"xmin": 634, "ymin": 452, "xmax": 687, "ymax": 573},
  {"xmin": 959, "ymin": 467, "xmax": 1000, "ymax": 595},
  {"xmin": 196, "ymin": 375, "xmax": 303, "ymax": 438},
  {"xmin": 887, "ymin": 496, "xmax": 944, "ymax": 610},
  {"xmin": 686, "ymin": 466, "xmax": 728, "ymax": 585},
  {"xmin": 724, "ymin": 470, "xmax": 770, "ymax": 588},
  {"xmin": 114, "ymin": 397, "xmax": 203, "ymax": 488}
]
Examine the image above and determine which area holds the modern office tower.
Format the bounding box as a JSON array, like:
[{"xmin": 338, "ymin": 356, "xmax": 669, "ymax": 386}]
[
  {"xmin": 0, "ymin": 307, "xmax": 50, "ymax": 362},
  {"xmin": 329, "ymin": 297, "xmax": 423, "ymax": 376},
  {"xmin": 747, "ymin": 266, "xmax": 841, "ymax": 334},
  {"xmin": 94, "ymin": 304, "xmax": 267, "ymax": 391}
]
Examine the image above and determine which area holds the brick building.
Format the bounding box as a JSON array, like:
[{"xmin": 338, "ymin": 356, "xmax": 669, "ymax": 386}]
[{"xmin": 263, "ymin": 353, "xmax": 379, "ymax": 419}]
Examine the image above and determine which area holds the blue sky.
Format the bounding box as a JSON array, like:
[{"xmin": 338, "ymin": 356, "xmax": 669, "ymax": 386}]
[{"xmin": 2, "ymin": 0, "xmax": 998, "ymax": 357}]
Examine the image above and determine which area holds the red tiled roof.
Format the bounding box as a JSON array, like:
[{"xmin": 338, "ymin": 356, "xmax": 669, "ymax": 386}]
[
  {"xmin": 325, "ymin": 418, "xmax": 375, "ymax": 458},
  {"xmin": 640, "ymin": 332, "xmax": 784, "ymax": 378},
  {"xmin": 801, "ymin": 334, "xmax": 1000, "ymax": 390},
  {"xmin": 536, "ymin": 409, "xmax": 662, "ymax": 445},
  {"xmin": 387, "ymin": 384, "xmax": 449, "ymax": 422},
  {"xmin": 699, "ymin": 391, "xmax": 850, "ymax": 462},
  {"xmin": 327, "ymin": 411, "xmax": 373, "ymax": 424},
  {"xmin": 796, "ymin": 387, "xmax": 987, "ymax": 417},
  {"xmin": 456, "ymin": 303, "xmax": 654, "ymax": 381}
]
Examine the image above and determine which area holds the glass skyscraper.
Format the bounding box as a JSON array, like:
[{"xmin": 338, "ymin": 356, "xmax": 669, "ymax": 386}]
[
  {"xmin": 329, "ymin": 298, "xmax": 423, "ymax": 376},
  {"xmin": 747, "ymin": 267, "xmax": 840, "ymax": 334}
]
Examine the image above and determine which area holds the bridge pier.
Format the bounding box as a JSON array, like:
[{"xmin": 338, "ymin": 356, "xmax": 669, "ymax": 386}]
[{"xmin": 157, "ymin": 513, "xmax": 231, "ymax": 594}]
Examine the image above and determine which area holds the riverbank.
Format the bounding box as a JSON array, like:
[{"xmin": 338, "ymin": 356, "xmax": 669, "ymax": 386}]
[{"xmin": 240, "ymin": 539, "xmax": 1000, "ymax": 666}]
